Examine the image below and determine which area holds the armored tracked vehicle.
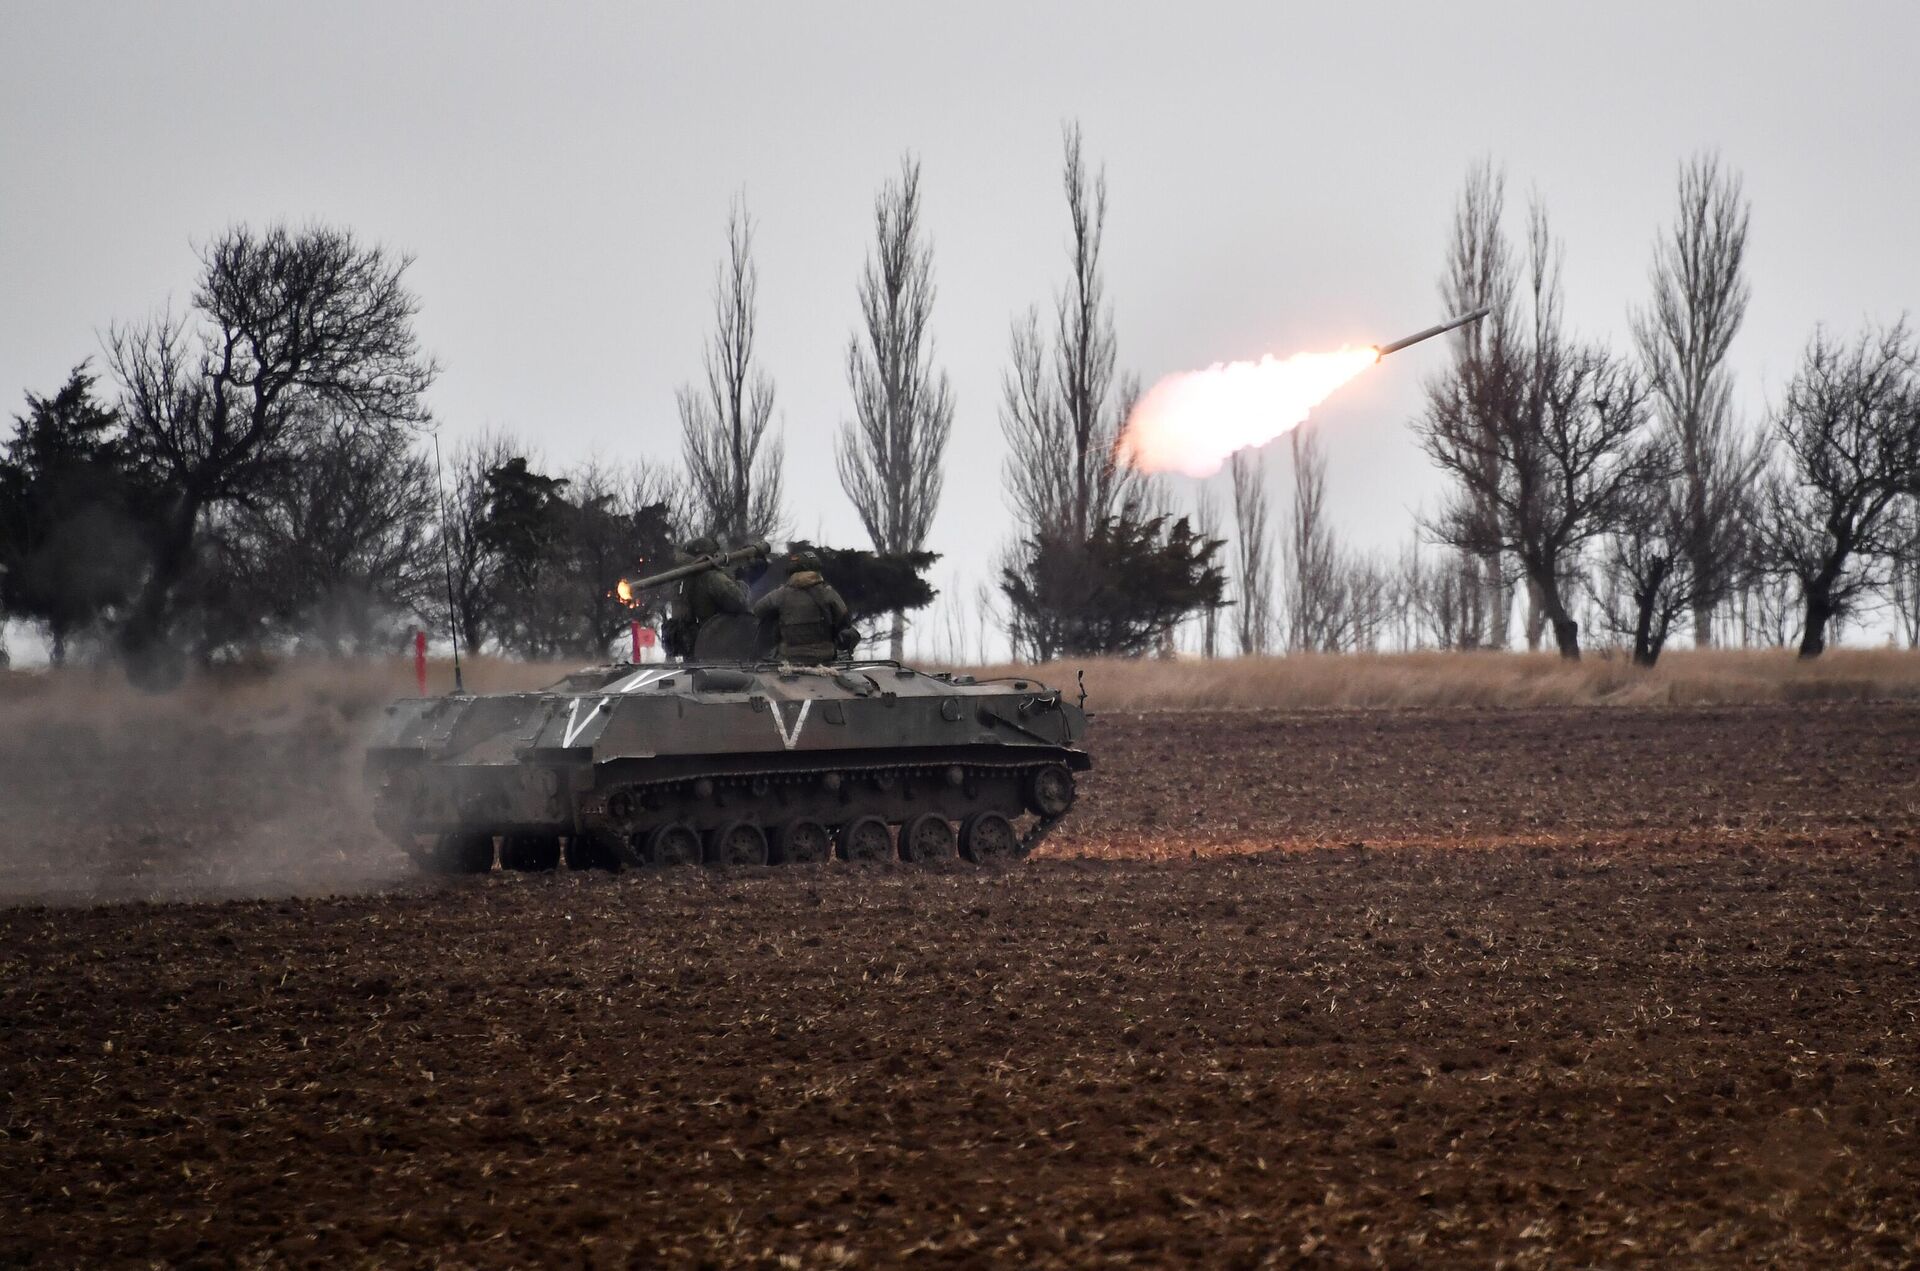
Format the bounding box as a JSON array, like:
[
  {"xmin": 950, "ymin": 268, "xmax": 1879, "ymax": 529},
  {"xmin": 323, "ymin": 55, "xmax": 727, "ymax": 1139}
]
[{"xmin": 365, "ymin": 546, "xmax": 1090, "ymax": 872}]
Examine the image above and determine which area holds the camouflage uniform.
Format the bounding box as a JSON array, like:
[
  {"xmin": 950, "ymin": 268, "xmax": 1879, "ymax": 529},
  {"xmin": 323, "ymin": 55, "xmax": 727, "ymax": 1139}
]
[
  {"xmin": 753, "ymin": 557, "xmax": 851, "ymax": 665},
  {"xmin": 682, "ymin": 564, "xmax": 751, "ymax": 625},
  {"xmin": 673, "ymin": 537, "xmax": 752, "ymax": 660}
]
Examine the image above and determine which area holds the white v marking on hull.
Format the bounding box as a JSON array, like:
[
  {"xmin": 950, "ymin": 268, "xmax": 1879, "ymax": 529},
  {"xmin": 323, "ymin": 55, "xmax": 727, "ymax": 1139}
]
[
  {"xmin": 562, "ymin": 698, "xmax": 608, "ymax": 748},
  {"xmin": 608, "ymin": 667, "xmax": 674, "ymax": 695},
  {"xmin": 770, "ymin": 699, "xmax": 811, "ymax": 750}
]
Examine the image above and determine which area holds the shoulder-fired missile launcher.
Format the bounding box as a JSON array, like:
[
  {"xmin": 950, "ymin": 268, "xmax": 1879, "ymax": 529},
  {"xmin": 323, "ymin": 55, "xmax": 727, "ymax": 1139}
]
[{"xmin": 365, "ymin": 546, "xmax": 1091, "ymax": 872}]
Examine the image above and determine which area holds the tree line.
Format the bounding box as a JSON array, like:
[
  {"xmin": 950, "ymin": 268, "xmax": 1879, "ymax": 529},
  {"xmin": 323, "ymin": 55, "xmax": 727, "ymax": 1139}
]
[
  {"xmin": 3, "ymin": 136, "xmax": 1916, "ymax": 674},
  {"xmin": 0, "ymin": 178, "xmax": 949, "ymax": 676},
  {"xmin": 1391, "ymin": 157, "xmax": 1913, "ymax": 663},
  {"xmin": 1143, "ymin": 153, "xmax": 1919, "ymax": 665}
]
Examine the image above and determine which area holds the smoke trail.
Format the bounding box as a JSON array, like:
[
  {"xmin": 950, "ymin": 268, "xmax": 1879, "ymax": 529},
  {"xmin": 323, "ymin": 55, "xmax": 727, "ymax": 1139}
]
[{"xmin": 1117, "ymin": 345, "xmax": 1381, "ymax": 477}]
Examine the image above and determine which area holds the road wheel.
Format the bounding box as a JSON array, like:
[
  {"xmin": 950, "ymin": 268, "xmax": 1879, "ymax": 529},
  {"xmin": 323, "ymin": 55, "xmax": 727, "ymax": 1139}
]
[
  {"xmin": 838, "ymin": 816, "xmax": 894, "ymax": 863},
  {"xmin": 1026, "ymin": 764, "xmax": 1076, "ymax": 817},
  {"xmin": 640, "ymin": 822, "xmax": 702, "ymax": 867},
  {"xmin": 564, "ymin": 831, "xmax": 623, "ymax": 872},
  {"xmin": 773, "ymin": 819, "xmax": 832, "ymax": 865},
  {"xmin": 500, "ymin": 834, "xmax": 561, "ymax": 872},
  {"xmin": 900, "ymin": 813, "xmax": 957, "ymax": 864},
  {"xmin": 428, "ymin": 832, "xmax": 495, "ymax": 875},
  {"xmin": 707, "ymin": 821, "xmax": 769, "ymax": 867},
  {"xmin": 960, "ymin": 812, "xmax": 1020, "ymax": 863}
]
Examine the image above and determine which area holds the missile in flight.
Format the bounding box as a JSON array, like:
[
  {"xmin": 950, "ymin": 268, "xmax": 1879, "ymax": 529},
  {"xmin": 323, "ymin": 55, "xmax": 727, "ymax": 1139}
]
[{"xmin": 1375, "ymin": 306, "xmax": 1491, "ymax": 358}]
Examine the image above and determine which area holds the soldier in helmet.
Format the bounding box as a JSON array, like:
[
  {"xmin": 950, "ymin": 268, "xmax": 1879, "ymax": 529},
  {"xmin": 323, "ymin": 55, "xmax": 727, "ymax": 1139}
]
[
  {"xmin": 670, "ymin": 536, "xmax": 754, "ymax": 660},
  {"xmin": 753, "ymin": 550, "xmax": 852, "ymax": 665}
]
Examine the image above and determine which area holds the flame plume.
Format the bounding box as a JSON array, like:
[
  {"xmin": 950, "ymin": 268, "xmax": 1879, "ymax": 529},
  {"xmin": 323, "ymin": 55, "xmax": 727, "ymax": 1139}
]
[{"xmin": 1118, "ymin": 344, "xmax": 1381, "ymax": 478}]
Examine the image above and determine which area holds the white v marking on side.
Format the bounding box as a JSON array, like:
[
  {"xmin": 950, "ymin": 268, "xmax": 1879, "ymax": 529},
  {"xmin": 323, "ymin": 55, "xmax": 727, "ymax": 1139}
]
[
  {"xmin": 562, "ymin": 698, "xmax": 607, "ymax": 748},
  {"xmin": 770, "ymin": 699, "xmax": 811, "ymax": 750}
]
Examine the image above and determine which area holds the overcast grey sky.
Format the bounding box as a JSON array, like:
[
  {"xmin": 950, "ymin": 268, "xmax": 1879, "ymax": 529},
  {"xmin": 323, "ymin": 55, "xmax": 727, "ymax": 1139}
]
[{"xmin": 4, "ymin": 2, "xmax": 1917, "ymax": 652}]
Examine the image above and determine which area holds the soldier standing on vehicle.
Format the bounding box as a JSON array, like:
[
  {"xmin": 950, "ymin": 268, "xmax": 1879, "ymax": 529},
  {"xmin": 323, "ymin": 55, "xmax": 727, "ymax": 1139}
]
[{"xmin": 753, "ymin": 551, "xmax": 852, "ymax": 665}]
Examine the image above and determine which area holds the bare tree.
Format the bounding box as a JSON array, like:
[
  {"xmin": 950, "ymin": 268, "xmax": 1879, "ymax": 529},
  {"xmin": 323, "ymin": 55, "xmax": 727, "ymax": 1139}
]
[
  {"xmin": 1417, "ymin": 199, "xmax": 1660, "ymax": 659},
  {"xmin": 1433, "ymin": 161, "xmax": 1517, "ymax": 648},
  {"xmin": 1753, "ymin": 323, "xmax": 1920, "ymax": 657},
  {"xmin": 1229, "ymin": 449, "xmax": 1274, "ymax": 654},
  {"xmin": 1592, "ymin": 428, "xmax": 1758, "ymax": 666},
  {"xmin": 440, "ymin": 429, "xmax": 518, "ymax": 655},
  {"xmin": 934, "ymin": 571, "xmax": 968, "ymax": 664},
  {"xmin": 1192, "ymin": 479, "xmax": 1224, "ymax": 656},
  {"xmin": 1411, "ymin": 544, "xmax": 1488, "ymax": 651},
  {"xmin": 1391, "ymin": 542, "xmax": 1428, "ymax": 651},
  {"xmin": 221, "ymin": 409, "xmax": 441, "ymax": 654},
  {"xmin": 1732, "ymin": 569, "xmax": 1801, "ymax": 649},
  {"xmin": 561, "ymin": 459, "xmax": 681, "ymax": 658},
  {"xmin": 1001, "ymin": 122, "xmax": 1129, "ymax": 542},
  {"xmin": 1433, "ymin": 547, "xmax": 1488, "ymax": 651},
  {"xmin": 680, "ymin": 197, "xmax": 783, "ymax": 544},
  {"xmin": 969, "ymin": 580, "xmax": 995, "ymax": 665},
  {"xmin": 109, "ymin": 223, "xmax": 436, "ymax": 675},
  {"xmin": 1284, "ymin": 426, "xmax": 1346, "ymax": 651},
  {"xmin": 1345, "ymin": 554, "xmax": 1392, "ymax": 653},
  {"xmin": 1392, "ymin": 542, "xmax": 1468, "ymax": 652},
  {"xmin": 1634, "ymin": 153, "xmax": 1760, "ymax": 647},
  {"xmin": 1887, "ymin": 498, "xmax": 1920, "ymax": 647},
  {"xmin": 1521, "ymin": 580, "xmax": 1547, "ymax": 651},
  {"xmin": 1587, "ymin": 442, "xmax": 1693, "ymax": 665},
  {"xmin": 837, "ymin": 155, "xmax": 955, "ymax": 659},
  {"xmin": 999, "ymin": 124, "xmax": 1221, "ymax": 660},
  {"xmin": 626, "ymin": 461, "xmax": 693, "ymax": 569}
]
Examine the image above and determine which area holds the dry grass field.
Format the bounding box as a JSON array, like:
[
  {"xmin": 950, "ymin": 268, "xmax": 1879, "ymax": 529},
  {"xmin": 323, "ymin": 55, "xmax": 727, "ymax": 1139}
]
[
  {"xmin": 2, "ymin": 652, "xmax": 1918, "ymax": 1265},
  {"xmin": 990, "ymin": 646, "xmax": 1920, "ymax": 711},
  {"xmin": 9, "ymin": 644, "xmax": 1915, "ymax": 724}
]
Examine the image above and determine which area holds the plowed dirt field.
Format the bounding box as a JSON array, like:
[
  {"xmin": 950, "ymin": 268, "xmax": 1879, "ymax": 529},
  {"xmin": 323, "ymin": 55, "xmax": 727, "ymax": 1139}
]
[{"xmin": 3, "ymin": 701, "xmax": 1918, "ymax": 1266}]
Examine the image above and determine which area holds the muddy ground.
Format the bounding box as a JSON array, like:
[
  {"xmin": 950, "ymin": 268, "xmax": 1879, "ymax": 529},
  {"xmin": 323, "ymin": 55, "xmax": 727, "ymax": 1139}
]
[{"xmin": 2, "ymin": 701, "xmax": 1918, "ymax": 1265}]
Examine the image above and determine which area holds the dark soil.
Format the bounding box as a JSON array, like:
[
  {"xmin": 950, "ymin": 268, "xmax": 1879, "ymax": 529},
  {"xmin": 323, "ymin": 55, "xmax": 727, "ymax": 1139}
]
[
  {"xmin": 1068, "ymin": 703, "xmax": 1920, "ymax": 855},
  {"xmin": 2, "ymin": 701, "xmax": 1918, "ymax": 1266}
]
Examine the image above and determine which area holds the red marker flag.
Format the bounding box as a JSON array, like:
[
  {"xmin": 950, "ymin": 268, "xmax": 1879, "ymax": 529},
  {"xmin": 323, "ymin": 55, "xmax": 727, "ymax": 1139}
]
[{"xmin": 415, "ymin": 630, "xmax": 428, "ymax": 696}]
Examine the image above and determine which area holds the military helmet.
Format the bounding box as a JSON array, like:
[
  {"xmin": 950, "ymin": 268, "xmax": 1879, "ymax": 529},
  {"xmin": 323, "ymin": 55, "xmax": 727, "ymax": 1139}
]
[
  {"xmin": 684, "ymin": 535, "xmax": 718, "ymax": 556},
  {"xmin": 786, "ymin": 550, "xmax": 821, "ymax": 573}
]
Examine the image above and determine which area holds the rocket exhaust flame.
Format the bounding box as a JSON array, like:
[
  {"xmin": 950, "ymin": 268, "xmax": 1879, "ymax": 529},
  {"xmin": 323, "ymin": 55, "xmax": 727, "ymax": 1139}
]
[
  {"xmin": 614, "ymin": 565, "xmax": 648, "ymax": 609},
  {"xmin": 1119, "ymin": 345, "xmax": 1380, "ymax": 478},
  {"xmin": 1116, "ymin": 308, "xmax": 1490, "ymax": 478}
]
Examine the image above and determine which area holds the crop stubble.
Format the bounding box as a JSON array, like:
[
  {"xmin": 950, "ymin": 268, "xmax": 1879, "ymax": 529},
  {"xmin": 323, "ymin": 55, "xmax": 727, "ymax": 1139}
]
[{"xmin": 2, "ymin": 700, "xmax": 1918, "ymax": 1266}]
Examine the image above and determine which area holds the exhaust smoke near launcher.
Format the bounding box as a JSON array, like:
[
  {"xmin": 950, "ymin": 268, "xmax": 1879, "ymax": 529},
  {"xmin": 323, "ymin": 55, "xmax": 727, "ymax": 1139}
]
[{"xmin": 1116, "ymin": 306, "xmax": 1492, "ymax": 478}]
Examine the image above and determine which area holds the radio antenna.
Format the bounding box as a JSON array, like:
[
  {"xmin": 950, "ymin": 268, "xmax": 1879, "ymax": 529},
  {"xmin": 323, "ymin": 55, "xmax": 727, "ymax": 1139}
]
[{"xmin": 430, "ymin": 429, "xmax": 465, "ymax": 695}]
